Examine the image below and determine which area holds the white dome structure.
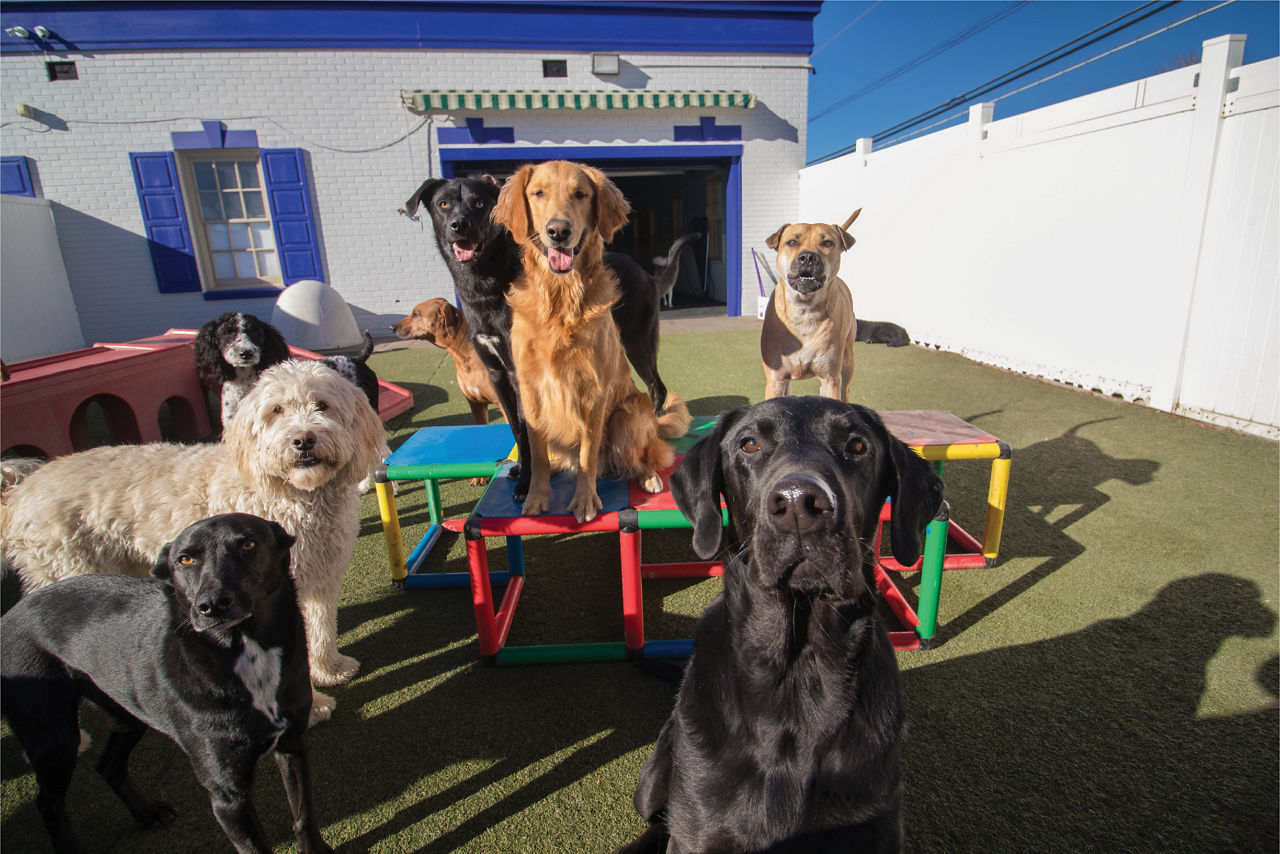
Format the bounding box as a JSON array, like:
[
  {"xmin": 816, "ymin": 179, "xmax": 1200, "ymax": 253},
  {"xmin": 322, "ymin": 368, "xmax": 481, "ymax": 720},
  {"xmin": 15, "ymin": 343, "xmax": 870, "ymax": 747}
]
[{"xmin": 271, "ymin": 280, "xmax": 362, "ymax": 351}]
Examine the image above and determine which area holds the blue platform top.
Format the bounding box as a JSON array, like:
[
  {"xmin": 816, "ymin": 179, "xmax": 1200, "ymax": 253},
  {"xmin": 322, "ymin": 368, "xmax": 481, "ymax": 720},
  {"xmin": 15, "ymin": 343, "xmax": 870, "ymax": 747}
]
[
  {"xmin": 0, "ymin": 2, "xmax": 821, "ymax": 54},
  {"xmin": 386, "ymin": 423, "xmax": 515, "ymax": 467},
  {"xmin": 474, "ymin": 462, "xmax": 631, "ymax": 520}
]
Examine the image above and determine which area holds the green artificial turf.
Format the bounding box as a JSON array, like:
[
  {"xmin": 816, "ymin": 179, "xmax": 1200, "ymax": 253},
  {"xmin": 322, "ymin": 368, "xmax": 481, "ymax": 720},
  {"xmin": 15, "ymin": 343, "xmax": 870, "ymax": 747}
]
[{"xmin": 3, "ymin": 328, "xmax": 1277, "ymax": 852}]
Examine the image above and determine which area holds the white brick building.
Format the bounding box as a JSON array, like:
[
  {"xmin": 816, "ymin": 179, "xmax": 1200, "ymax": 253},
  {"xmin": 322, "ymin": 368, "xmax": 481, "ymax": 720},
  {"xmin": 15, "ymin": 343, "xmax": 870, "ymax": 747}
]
[{"xmin": 0, "ymin": 2, "xmax": 820, "ymax": 353}]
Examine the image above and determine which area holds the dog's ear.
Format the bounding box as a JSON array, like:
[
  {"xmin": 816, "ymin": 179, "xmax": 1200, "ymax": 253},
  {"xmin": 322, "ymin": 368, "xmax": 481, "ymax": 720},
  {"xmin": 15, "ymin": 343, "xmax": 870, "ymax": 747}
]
[
  {"xmin": 837, "ymin": 208, "xmax": 861, "ymax": 251},
  {"xmin": 260, "ymin": 321, "xmax": 291, "ymax": 366},
  {"xmin": 765, "ymin": 224, "xmax": 789, "ymax": 251},
  {"xmin": 494, "ymin": 165, "xmax": 533, "ymax": 242},
  {"xmin": 268, "ymin": 520, "xmax": 297, "ymax": 554},
  {"xmin": 582, "ymin": 165, "xmax": 631, "ymax": 242},
  {"xmin": 669, "ymin": 411, "xmax": 738, "ymax": 560},
  {"xmin": 481, "ymin": 174, "xmax": 501, "ymax": 191},
  {"xmin": 403, "ymin": 178, "xmax": 446, "ymax": 217},
  {"xmin": 442, "ymin": 303, "xmax": 462, "ymax": 340},
  {"xmin": 886, "ymin": 436, "xmax": 944, "ymax": 568},
  {"xmin": 151, "ymin": 543, "xmax": 175, "ymax": 585}
]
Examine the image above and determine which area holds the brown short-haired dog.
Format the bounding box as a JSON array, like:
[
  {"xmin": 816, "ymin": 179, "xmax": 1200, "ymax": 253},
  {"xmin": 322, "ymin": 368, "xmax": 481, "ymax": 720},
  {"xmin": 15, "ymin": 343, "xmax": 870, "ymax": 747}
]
[
  {"xmin": 392, "ymin": 298, "xmax": 500, "ymax": 427},
  {"xmin": 761, "ymin": 210, "xmax": 861, "ymax": 402},
  {"xmin": 493, "ymin": 161, "xmax": 690, "ymax": 522}
]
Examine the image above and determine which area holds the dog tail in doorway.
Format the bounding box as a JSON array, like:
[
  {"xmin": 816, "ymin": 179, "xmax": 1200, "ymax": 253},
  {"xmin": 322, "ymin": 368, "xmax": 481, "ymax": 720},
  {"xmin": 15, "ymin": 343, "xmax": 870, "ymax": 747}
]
[{"xmin": 653, "ymin": 232, "xmax": 701, "ymax": 302}]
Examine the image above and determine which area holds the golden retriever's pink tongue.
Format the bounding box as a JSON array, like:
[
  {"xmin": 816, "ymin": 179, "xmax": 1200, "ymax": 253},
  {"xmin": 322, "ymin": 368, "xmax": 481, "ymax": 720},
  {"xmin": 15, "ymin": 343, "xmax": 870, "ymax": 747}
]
[
  {"xmin": 452, "ymin": 241, "xmax": 476, "ymax": 262},
  {"xmin": 547, "ymin": 246, "xmax": 574, "ymax": 272}
]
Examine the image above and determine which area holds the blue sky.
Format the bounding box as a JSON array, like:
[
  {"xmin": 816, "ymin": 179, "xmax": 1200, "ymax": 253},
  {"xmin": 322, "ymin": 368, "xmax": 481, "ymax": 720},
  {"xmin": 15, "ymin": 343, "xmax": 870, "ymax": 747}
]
[{"xmin": 806, "ymin": 0, "xmax": 1280, "ymax": 164}]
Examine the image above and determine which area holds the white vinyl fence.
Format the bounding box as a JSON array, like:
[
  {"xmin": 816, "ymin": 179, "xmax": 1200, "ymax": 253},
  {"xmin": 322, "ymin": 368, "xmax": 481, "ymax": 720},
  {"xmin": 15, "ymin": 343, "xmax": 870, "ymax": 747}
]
[{"xmin": 798, "ymin": 35, "xmax": 1278, "ymax": 439}]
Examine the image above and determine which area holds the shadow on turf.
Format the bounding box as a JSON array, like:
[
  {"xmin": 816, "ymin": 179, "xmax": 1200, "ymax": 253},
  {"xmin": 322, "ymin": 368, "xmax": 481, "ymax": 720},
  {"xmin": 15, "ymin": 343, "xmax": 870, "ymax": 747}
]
[
  {"xmin": 902, "ymin": 572, "xmax": 1278, "ymax": 851},
  {"xmin": 903, "ymin": 418, "xmax": 1160, "ymax": 645}
]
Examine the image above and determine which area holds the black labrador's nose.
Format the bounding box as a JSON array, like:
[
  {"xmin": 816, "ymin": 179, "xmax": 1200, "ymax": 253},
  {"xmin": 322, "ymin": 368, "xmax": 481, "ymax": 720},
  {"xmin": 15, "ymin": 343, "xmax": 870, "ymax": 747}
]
[
  {"xmin": 769, "ymin": 473, "xmax": 835, "ymax": 535},
  {"xmin": 239, "ymin": 348, "xmax": 256, "ymax": 361},
  {"xmin": 196, "ymin": 592, "xmax": 232, "ymax": 617},
  {"xmin": 545, "ymin": 219, "xmax": 573, "ymax": 245},
  {"xmin": 291, "ymin": 431, "xmax": 316, "ymax": 452}
]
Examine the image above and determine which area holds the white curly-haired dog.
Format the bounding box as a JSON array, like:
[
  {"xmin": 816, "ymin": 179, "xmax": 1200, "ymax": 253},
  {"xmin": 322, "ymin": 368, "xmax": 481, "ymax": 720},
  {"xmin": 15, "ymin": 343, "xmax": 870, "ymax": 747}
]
[{"xmin": 1, "ymin": 360, "xmax": 387, "ymax": 724}]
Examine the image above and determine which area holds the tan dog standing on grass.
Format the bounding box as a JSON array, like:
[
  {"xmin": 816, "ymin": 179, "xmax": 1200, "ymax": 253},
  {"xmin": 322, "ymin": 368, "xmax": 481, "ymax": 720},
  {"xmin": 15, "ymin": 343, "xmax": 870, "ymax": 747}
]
[
  {"xmin": 494, "ymin": 160, "xmax": 690, "ymax": 523},
  {"xmin": 760, "ymin": 209, "xmax": 861, "ymax": 401}
]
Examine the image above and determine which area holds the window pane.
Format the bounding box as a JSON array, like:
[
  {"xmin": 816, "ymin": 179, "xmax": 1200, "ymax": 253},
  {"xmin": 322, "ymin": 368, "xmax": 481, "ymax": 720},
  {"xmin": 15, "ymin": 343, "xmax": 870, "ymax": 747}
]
[
  {"xmin": 222, "ymin": 192, "xmax": 243, "ymax": 219},
  {"xmin": 208, "ymin": 224, "xmax": 231, "ymax": 250},
  {"xmin": 194, "ymin": 162, "xmax": 217, "ymax": 191},
  {"xmin": 258, "ymin": 250, "xmax": 280, "ymax": 277},
  {"xmin": 237, "ymin": 161, "xmax": 260, "ymax": 188},
  {"xmin": 215, "ymin": 162, "xmax": 238, "ymax": 189},
  {"xmin": 200, "ymin": 192, "xmax": 222, "ymax": 221},
  {"xmin": 250, "ymin": 222, "xmax": 275, "ymax": 249},
  {"xmin": 234, "ymin": 252, "xmax": 256, "ymax": 278},
  {"xmin": 214, "ymin": 252, "xmax": 236, "ymax": 278},
  {"xmin": 229, "ymin": 223, "xmax": 251, "ymax": 250},
  {"xmin": 243, "ymin": 191, "xmax": 265, "ymax": 218}
]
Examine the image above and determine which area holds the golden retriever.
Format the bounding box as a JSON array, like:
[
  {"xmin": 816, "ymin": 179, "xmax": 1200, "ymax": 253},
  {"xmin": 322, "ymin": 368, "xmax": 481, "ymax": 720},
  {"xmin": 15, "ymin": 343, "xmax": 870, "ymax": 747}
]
[{"xmin": 493, "ymin": 161, "xmax": 690, "ymax": 522}]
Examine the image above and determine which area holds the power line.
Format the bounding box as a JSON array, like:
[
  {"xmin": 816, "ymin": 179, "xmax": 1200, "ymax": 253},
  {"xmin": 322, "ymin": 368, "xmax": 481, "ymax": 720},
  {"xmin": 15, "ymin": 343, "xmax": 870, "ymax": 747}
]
[
  {"xmin": 808, "ymin": 0, "xmax": 1189, "ymax": 164},
  {"xmin": 811, "ymin": 1, "xmax": 882, "ymax": 58},
  {"xmin": 869, "ymin": 0, "xmax": 1236, "ymax": 151},
  {"xmin": 809, "ymin": 1, "xmax": 1030, "ymax": 125}
]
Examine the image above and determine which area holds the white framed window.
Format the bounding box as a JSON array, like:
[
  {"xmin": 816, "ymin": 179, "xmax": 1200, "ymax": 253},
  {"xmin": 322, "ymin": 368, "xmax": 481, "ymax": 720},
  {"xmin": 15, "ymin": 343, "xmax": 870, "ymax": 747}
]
[{"xmin": 176, "ymin": 150, "xmax": 282, "ymax": 291}]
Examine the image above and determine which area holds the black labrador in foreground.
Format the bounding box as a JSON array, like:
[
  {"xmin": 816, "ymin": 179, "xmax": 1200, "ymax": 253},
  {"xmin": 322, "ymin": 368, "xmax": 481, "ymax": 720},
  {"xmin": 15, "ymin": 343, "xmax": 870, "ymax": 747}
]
[
  {"xmin": 617, "ymin": 397, "xmax": 944, "ymax": 854},
  {"xmin": 402, "ymin": 175, "xmax": 694, "ymax": 498},
  {"xmin": 1, "ymin": 513, "xmax": 332, "ymax": 854}
]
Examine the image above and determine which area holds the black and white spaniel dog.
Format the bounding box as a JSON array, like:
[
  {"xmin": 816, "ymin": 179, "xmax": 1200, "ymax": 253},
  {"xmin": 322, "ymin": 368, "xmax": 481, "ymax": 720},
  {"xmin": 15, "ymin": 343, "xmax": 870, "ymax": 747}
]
[{"xmin": 193, "ymin": 312, "xmax": 291, "ymax": 427}]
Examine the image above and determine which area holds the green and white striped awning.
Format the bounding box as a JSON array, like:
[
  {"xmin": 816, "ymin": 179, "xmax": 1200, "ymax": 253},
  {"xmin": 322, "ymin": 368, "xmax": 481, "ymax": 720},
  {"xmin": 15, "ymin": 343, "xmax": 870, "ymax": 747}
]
[{"xmin": 401, "ymin": 89, "xmax": 755, "ymax": 112}]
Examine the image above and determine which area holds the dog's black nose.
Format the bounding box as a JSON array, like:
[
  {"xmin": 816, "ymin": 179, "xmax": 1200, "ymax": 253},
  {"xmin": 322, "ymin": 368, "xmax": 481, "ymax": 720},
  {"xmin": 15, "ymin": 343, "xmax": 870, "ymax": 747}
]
[
  {"xmin": 795, "ymin": 251, "xmax": 822, "ymax": 271},
  {"xmin": 545, "ymin": 219, "xmax": 573, "ymax": 245},
  {"xmin": 239, "ymin": 349, "xmax": 256, "ymax": 361},
  {"xmin": 196, "ymin": 593, "xmax": 233, "ymax": 617},
  {"xmin": 291, "ymin": 432, "xmax": 316, "ymax": 452},
  {"xmin": 769, "ymin": 474, "xmax": 835, "ymax": 535}
]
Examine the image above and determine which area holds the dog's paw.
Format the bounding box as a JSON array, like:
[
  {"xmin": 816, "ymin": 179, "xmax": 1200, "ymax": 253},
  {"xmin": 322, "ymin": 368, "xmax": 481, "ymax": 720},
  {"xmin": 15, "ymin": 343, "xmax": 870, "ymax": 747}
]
[
  {"xmin": 469, "ymin": 476, "xmax": 490, "ymax": 487},
  {"xmin": 570, "ymin": 489, "xmax": 602, "ymax": 523},
  {"xmin": 312, "ymin": 654, "xmax": 360, "ymax": 687},
  {"xmin": 309, "ymin": 690, "xmax": 336, "ymax": 727},
  {"xmin": 522, "ymin": 488, "xmax": 550, "ymax": 517},
  {"xmin": 640, "ymin": 473, "xmax": 664, "ymax": 494},
  {"xmin": 131, "ymin": 798, "xmax": 177, "ymax": 829}
]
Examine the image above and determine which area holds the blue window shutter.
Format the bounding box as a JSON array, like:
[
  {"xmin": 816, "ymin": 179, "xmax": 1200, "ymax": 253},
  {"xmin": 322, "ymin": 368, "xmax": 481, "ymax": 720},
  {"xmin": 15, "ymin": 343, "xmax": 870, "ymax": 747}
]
[
  {"xmin": 261, "ymin": 148, "xmax": 322, "ymax": 284},
  {"xmin": 1, "ymin": 156, "xmax": 35, "ymax": 197},
  {"xmin": 129, "ymin": 152, "xmax": 201, "ymax": 293}
]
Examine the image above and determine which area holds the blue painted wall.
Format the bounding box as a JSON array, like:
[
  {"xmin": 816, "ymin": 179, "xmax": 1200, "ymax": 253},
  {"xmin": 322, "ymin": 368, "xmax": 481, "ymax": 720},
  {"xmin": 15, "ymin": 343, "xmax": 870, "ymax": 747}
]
[{"xmin": 0, "ymin": 1, "xmax": 820, "ymax": 54}]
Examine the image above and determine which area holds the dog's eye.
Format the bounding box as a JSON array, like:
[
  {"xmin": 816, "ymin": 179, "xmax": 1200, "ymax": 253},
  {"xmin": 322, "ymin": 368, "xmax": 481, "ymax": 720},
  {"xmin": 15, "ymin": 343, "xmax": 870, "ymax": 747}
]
[
  {"xmin": 438, "ymin": 200, "xmax": 449, "ymax": 210},
  {"xmin": 786, "ymin": 238, "xmax": 799, "ymax": 246},
  {"xmin": 821, "ymin": 239, "xmax": 834, "ymax": 248},
  {"xmin": 474, "ymin": 199, "xmax": 486, "ymax": 209},
  {"xmin": 846, "ymin": 437, "xmax": 868, "ymax": 457},
  {"xmin": 532, "ymin": 189, "xmax": 545, "ymax": 198},
  {"xmin": 272, "ymin": 404, "xmax": 283, "ymax": 415},
  {"xmin": 315, "ymin": 400, "xmax": 328, "ymax": 412},
  {"xmin": 241, "ymin": 540, "xmax": 256, "ymax": 551},
  {"xmin": 573, "ymin": 190, "xmax": 587, "ymax": 200},
  {"xmin": 740, "ymin": 437, "xmax": 762, "ymax": 454},
  {"xmin": 178, "ymin": 554, "xmax": 195, "ymax": 565}
]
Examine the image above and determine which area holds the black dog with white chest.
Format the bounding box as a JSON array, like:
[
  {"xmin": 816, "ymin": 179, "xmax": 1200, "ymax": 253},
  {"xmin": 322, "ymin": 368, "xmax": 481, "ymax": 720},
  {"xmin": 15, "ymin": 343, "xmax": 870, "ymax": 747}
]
[
  {"xmin": 617, "ymin": 397, "xmax": 943, "ymax": 854},
  {"xmin": 1, "ymin": 513, "xmax": 332, "ymax": 854}
]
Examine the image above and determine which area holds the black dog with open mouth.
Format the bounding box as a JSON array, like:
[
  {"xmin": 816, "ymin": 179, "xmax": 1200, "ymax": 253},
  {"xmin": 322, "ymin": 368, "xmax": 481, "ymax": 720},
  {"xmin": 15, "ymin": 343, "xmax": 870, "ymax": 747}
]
[{"xmin": 616, "ymin": 397, "xmax": 944, "ymax": 854}]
